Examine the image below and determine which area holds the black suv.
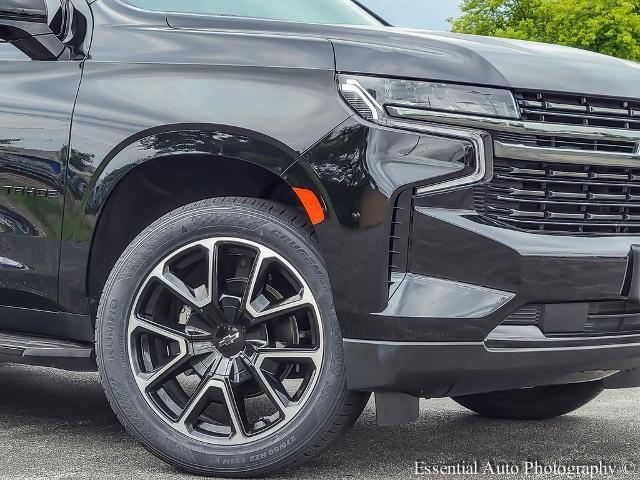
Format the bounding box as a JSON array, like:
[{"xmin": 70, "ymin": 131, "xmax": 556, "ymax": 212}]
[{"xmin": 2, "ymin": 0, "xmax": 640, "ymax": 476}]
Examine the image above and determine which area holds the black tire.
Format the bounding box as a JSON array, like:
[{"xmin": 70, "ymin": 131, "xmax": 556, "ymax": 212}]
[
  {"xmin": 96, "ymin": 197, "xmax": 369, "ymax": 477},
  {"xmin": 453, "ymin": 381, "xmax": 604, "ymax": 420}
]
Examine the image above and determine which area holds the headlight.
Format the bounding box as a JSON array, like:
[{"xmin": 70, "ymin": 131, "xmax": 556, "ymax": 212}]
[
  {"xmin": 338, "ymin": 74, "xmax": 500, "ymax": 195},
  {"xmin": 338, "ymin": 74, "xmax": 520, "ymax": 123}
]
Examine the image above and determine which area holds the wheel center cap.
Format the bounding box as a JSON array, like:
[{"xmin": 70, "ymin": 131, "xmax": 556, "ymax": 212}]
[{"xmin": 214, "ymin": 324, "xmax": 246, "ymax": 357}]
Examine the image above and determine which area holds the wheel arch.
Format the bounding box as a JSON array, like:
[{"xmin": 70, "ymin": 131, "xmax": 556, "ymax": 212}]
[
  {"xmin": 83, "ymin": 123, "xmax": 301, "ymax": 206},
  {"xmin": 84, "ymin": 124, "xmax": 327, "ymax": 316}
]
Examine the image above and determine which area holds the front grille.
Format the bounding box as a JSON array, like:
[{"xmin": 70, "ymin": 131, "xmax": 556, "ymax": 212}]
[
  {"xmin": 516, "ymin": 90, "xmax": 640, "ymax": 131},
  {"xmin": 476, "ymin": 158, "xmax": 640, "ymax": 234},
  {"xmin": 503, "ymin": 301, "xmax": 640, "ymax": 337},
  {"xmin": 586, "ymin": 301, "xmax": 640, "ymax": 335},
  {"xmin": 494, "ymin": 131, "xmax": 638, "ymax": 154}
]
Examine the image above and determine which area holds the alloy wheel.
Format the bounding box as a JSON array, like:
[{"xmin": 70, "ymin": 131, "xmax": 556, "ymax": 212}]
[{"xmin": 127, "ymin": 237, "xmax": 324, "ymax": 445}]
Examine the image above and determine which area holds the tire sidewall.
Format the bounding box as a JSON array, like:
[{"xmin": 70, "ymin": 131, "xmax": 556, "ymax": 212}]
[{"xmin": 97, "ymin": 201, "xmax": 346, "ymax": 475}]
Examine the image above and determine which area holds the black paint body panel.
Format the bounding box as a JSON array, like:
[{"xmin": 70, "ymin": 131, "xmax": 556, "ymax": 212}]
[
  {"xmin": 167, "ymin": 10, "xmax": 640, "ymax": 98},
  {"xmin": 0, "ymin": 26, "xmax": 80, "ymax": 310},
  {"xmin": 292, "ymin": 119, "xmax": 475, "ymax": 314},
  {"xmin": 0, "ymin": 0, "xmax": 639, "ymax": 396}
]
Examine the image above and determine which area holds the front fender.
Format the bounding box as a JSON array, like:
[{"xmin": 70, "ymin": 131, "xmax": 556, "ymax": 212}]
[
  {"xmin": 82, "ymin": 124, "xmax": 300, "ymax": 218},
  {"xmin": 59, "ymin": 124, "xmax": 305, "ymax": 314}
]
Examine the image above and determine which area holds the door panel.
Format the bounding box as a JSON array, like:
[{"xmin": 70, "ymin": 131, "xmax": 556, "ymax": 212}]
[{"xmin": 0, "ymin": 2, "xmax": 83, "ymax": 311}]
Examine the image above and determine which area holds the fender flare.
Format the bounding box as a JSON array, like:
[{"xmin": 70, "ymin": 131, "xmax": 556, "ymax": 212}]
[{"xmin": 82, "ymin": 123, "xmax": 303, "ymax": 218}]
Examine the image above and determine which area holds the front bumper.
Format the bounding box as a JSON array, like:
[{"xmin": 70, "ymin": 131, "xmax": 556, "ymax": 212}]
[
  {"xmin": 299, "ymin": 112, "xmax": 640, "ymax": 396},
  {"xmin": 343, "ymin": 205, "xmax": 640, "ymax": 396},
  {"xmin": 344, "ymin": 330, "xmax": 640, "ymax": 397},
  {"xmin": 345, "ymin": 320, "xmax": 640, "ymax": 397},
  {"xmin": 342, "ymin": 204, "xmax": 640, "ymax": 342}
]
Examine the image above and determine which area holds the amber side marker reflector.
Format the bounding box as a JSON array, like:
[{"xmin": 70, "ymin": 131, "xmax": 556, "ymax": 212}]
[{"xmin": 293, "ymin": 187, "xmax": 325, "ymax": 225}]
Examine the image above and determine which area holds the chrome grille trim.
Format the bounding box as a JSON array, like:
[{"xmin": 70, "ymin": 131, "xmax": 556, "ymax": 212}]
[
  {"xmin": 386, "ymin": 106, "xmax": 640, "ymax": 144},
  {"xmin": 516, "ymin": 90, "xmax": 640, "ymax": 131},
  {"xmin": 494, "ymin": 131, "xmax": 637, "ymax": 154},
  {"xmin": 494, "ymin": 140, "xmax": 640, "ymax": 167},
  {"xmin": 520, "ymin": 108, "xmax": 640, "ymax": 129}
]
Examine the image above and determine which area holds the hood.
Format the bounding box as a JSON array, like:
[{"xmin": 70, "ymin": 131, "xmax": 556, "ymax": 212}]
[
  {"xmin": 331, "ymin": 28, "xmax": 640, "ymax": 99},
  {"xmin": 166, "ymin": 12, "xmax": 640, "ymax": 99}
]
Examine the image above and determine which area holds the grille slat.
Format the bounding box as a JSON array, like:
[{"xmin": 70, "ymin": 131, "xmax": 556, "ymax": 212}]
[
  {"xmin": 591, "ymin": 172, "xmax": 630, "ymax": 180},
  {"xmin": 521, "ymin": 108, "xmax": 640, "ymax": 129},
  {"xmin": 495, "ymin": 173, "xmax": 640, "ymax": 188},
  {"xmin": 516, "ymin": 90, "xmax": 640, "ymax": 131},
  {"xmin": 494, "ymin": 131, "xmax": 637, "ymax": 153},
  {"xmin": 490, "ymin": 195, "xmax": 638, "ymax": 208},
  {"xmin": 587, "ymin": 213, "xmax": 625, "ymax": 221},
  {"xmin": 589, "ymin": 192, "xmax": 627, "ymax": 201},
  {"xmin": 478, "ymin": 157, "xmax": 640, "ymax": 233},
  {"xmin": 496, "ymin": 132, "xmax": 636, "ymax": 153},
  {"xmin": 547, "ymin": 211, "xmax": 587, "ymax": 220},
  {"xmin": 489, "ymin": 186, "xmax": 546, "ymax": 197},
  {"xmin": 549, "ymin": 191, "xmax": 587, "ymax": 199},
  {"xmin": 549, "ymin": 169, "xmax": 588, "ymax": 178},
  {"xmin": 494, "ymin": 217, "xmax": 640, "ymax": 229}
]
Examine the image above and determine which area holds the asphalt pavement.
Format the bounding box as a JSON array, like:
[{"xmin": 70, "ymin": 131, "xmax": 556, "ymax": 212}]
[{"xmin": 1, "ymin": 363, "xmax": 639, "ymax": 480}]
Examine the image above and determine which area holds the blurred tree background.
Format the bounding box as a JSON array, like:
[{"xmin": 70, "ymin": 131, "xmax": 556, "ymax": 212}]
[{"xmin": 450, "ymin": 0, "xmax": 640, "ymax": 61}]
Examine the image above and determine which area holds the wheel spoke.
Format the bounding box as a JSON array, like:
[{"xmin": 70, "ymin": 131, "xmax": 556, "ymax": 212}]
[
  {"xmin": 248, "ymin": 292, "xmax": 314, "ymax": 323},
  {"xmin": 129, "ymin": 315, "xmax": 191, "ymax": 390},
  {"xmin": 137, "ymin": 352, "xmax": 191, "ymax": 390},
  {"xmin": 129, "ymin": 315, "xmax": 189, "ymax": 342},
  {"xmin": 241, "ymin": 355, "xmax": 291, "ymax": 415},
  {"xmin": 257, "ymin": 347, "xmax": 323, "ymax": 369},
  {"xmin": 242, "ymin": 250, "xmax": 314, "ymax": 323},
  {"xmin": 175, "ymin": 353, "xmax": 228, "ymax": 433},
  {"xmin": 173, "ymin": 355, "xmax": 249, "ymax": 441},
  {"xmin": 242, "ymin": 347, "xmax": 321, "ymax": 415},
  {"xmin": 175, "ymin": 374, "xmax": 216, "ymax": 434},
  {"xmin": 241, "ymin": 249, "xmax": 274, "ymax": 312},
  {"xmin": 175, "ymin": 377, "xmax": 248, "ymax": 441},
  {"xmin": 219, "ymin": 377, "xmax": 249, "ymax": 441},
  {"xmin": 150, "ymin": 239, "xmax": 219, "ymax": 311}
]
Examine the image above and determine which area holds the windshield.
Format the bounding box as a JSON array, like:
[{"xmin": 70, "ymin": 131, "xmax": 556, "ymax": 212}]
[{"xmin": 124, "ymin": 0, "xmax": 384, "ymax": 26}]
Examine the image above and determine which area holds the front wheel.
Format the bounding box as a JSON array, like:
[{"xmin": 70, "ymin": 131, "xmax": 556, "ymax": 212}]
[
  {"xmin": 96, "ymin": 198, "xmax": 369, "ymax": 477},
  {"xmin": 453, "ymin": 381, "xmax": 604, "ymax": 420}
]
